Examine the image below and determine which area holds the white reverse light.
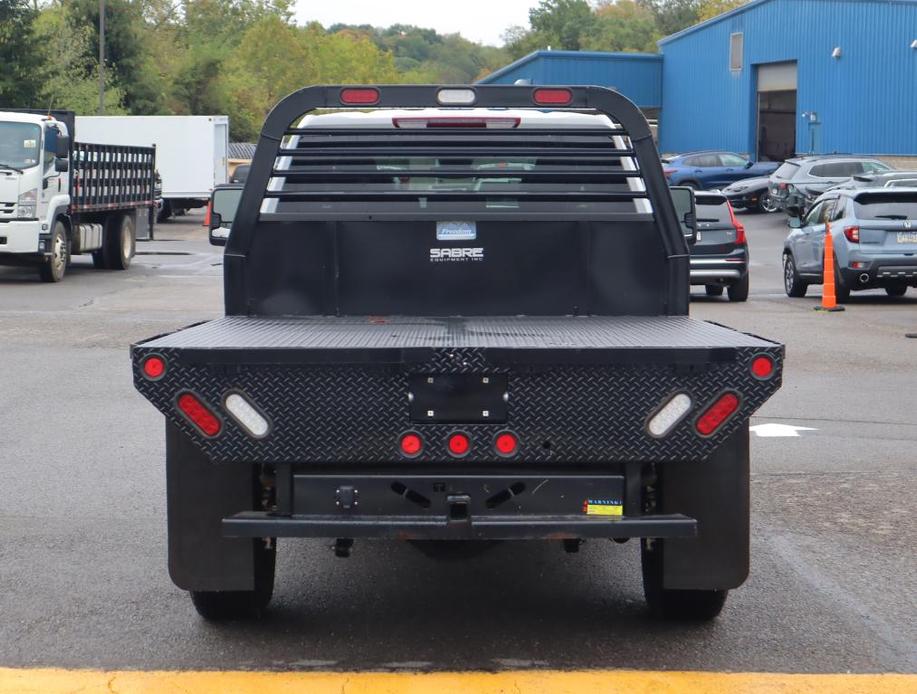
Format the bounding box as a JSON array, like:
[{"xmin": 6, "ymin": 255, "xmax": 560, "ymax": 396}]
[
  {"xmin": 436, "ymin": 88, "xmax": 476, "ymax": 105},
  {"xmin": 224, "ymin": 392, "xmax": 270, "ymax": 438},
  {"xmin": 647, "ymin": 393, "xmax": 693, "ymax": 438}
]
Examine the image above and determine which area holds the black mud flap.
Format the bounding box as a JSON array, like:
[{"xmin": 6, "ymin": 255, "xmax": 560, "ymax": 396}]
[
  {"xmin": 166, "ymin": 422, "xmax": 259, "ymax": 591},
  {"xmin": 660, "ymin": 426, "xmax": 750, "ymax": 590}
]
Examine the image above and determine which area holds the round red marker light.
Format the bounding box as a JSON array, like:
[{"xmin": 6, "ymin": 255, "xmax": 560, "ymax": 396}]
[
  {"xmin": 399, "ymin": 432, "xmax": 423, "ymax": 458},
  {"xmin": 494, "ymin": 432, "xmax": 518, "ymax": 457},
  {"xmin": 141, "ymin": 355, "xmax": 166, "ymax": 380},
  {"xmin": 447, "ymin": 432, "xmax": 470, "ymax": 457},
  {"xmin": 751, "ymin": 355, "xmax": 775, "ymax": 379}
]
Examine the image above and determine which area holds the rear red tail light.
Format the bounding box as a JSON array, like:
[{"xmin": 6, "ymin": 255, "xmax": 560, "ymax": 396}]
[
  {"xmin": 447, "ymin": 432, "xmax": 471, "ymax": 457},
  {"xmin": 532, "ymin": 88, "xmax": 573, "ymax": 106},
  {"xmin": 695, "ymin": 392, "xmax": 740, "ymax": 436},
  {"xmin": 494, "ymin": 431, "xmax": 519, "ymax": 457},
  {"xmin": 727, "ymin": 201, "xmax": 747, "ymax": 244},
  {"xmin": 844, "ymin": 225, "xmax": 860, "ymax": 243},
  {"xmin": 203, "ymin": 200, "xmax": 212, "ymax": 227},
  {"xmin": 750, "ymin": 355, "xmax": 775, "ymax": 380},
  {"xmin": 399, "ymin": 432, "xmax": 423, "ymax": 458},
  {"xmin": 177, "ymin": 392, "xmax": 222, "ymax": 437},
  {"xmin": 141, "ymin": 354, "xmax": 166, "ymax": 380},
  {"xmin": 339, "ymin": 87, "xmax": 380, "ymax": 105}
]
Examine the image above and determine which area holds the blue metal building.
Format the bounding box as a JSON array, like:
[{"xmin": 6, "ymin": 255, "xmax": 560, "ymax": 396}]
[
  {"xmin": 478, "ymin": 50, "xmax": 663, "ymax": 113},
  {"xmin": 658, "ymin": 0, "xmax": 917, "ymax": 159}
]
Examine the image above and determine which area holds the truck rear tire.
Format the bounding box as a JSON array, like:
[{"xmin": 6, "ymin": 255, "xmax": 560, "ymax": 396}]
[
  {"xmin": 102, "ymin": 213, "xmax": 135, "ymax": 271},
  {"xmin": 189, "ymin": 540, "xmax": 276, "ymax": 620},
  {"xmin": 641, "ymin": 539, "xmax": 728, "ymax": 620},
  {"xmin": 38, "ymin": 221, "xmax": 69, "ymax": 283}
]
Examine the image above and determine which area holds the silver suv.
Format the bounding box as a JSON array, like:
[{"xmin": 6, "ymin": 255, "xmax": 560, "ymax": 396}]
[{"xmin": 769, "ymin": 156, "xmax": 891, "ymax": 211}]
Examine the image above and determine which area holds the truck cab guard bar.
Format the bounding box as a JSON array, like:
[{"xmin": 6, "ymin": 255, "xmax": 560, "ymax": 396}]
[{"xmin": 225, "ymin": 85, "xmax": 689, "ymax": 316}]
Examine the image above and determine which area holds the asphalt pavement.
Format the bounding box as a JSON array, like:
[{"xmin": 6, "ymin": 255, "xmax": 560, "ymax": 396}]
[{"xmin": 0, "ymin": 211, "xmax": 914, "ymax": 674}]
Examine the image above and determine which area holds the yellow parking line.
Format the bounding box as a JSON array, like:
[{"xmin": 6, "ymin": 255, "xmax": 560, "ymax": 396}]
[{"xmin": 1, "ymin": 668, "xmax": 915, "ymax": 694}]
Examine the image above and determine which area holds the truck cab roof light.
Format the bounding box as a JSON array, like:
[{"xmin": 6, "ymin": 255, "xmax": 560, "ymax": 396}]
[
  {"xmin": 436, "ymin": 88, "xmax": 476, "ymax": 105},
  {"xmin": 532, "ymin": 88, "xmax": 573, "ymax": 106},
  {"xmin": 340, "ymin": 87, "xmax": 380, "ymax": 105},
  {"xmin": 647, "ymin": 393, "xmax": 693, "ymax": 438},
  {"xmin": 392, "ymin": 117, "xmax": 520, "ymax": 129},
  {"xmin": 695, "ymin": 392, "xmax": 740, "ymax": 437},
  {"xmin": 223, "ymin": 392, "xmax": 270, "ymax": 438},
  {"xmin": 176, "ymin": 392, "xmax": 222, "ymax": 437}
]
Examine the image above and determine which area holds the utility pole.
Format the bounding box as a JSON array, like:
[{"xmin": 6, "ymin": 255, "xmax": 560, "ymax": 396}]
[{"xmin": 98, "ymin": 0, "xmax": 106, "ymax": 115}]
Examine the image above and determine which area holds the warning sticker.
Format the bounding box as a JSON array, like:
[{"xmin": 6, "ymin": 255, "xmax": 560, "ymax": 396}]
[{"xmin": 583, "ymin": 499, "xmax": 623, "ymax": 517}]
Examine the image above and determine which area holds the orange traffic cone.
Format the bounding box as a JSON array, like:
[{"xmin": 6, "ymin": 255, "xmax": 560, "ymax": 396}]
[{"xmin": 815, "ymin": 222, "xmax": 845, "ymax": 312}]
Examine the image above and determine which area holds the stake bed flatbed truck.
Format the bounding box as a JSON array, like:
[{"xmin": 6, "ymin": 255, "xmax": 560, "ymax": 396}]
[
  {"xmin": 131, "ymin": 86, "xmax": 783, "ymax": 621},
  {"xmin": 0, "ymin": 110, "xmax": 155, "ymax": 281}
]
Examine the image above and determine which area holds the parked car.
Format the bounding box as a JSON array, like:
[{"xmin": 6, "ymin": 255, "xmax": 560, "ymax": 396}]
[
  {"xmin": 827, "ymin": 170, "xmax": 917, "ymax": 192},
  {"xmin": 663, "ymin": 151, "xmax": 779, "ymax": 189},
  {"xmin": 783, "ymin": 188, "xmax": 917, "ymax": 301},
  {"xmin": 722, "ymin": 176, "xmax": 778, "ymax": 213},
  {"xmin": 690, "ymin": 191, "xmax": 749, "ymax": 301},
  {"xmin": 768, "ymin": 155, "xmax": 892, "ymax": 212}
]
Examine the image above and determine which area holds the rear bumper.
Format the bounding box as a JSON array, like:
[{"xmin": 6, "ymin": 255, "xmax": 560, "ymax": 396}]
[
  {"xmin": 225, "ymin": 512, "xmax": 696, "ymax": 540},
  {"xmin": 841, "ymin": 255, "xmax": 917, "ymax": 287},
  {"xmin": 689, "ymin": 252, "xmax": 748, "ymax": 284},
  {"xmin": 225, "ymin": 470, "xmax": 696, "ymax": 540}
]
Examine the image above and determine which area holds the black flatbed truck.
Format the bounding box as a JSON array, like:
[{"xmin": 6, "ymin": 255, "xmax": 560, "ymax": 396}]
[{"xmin": 132, "ymin": 85, "xmax": 783, "ymax": 621}]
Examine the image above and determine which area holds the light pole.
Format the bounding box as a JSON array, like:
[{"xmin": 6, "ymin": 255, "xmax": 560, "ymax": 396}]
[{"xmin": 98, "ymin": 0, "xmax": 105, "ymax": 115}]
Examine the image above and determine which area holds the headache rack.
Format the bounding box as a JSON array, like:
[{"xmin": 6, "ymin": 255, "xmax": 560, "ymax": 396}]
[{"xmin": 223, "ymin": 85, "xmax": 689, "ymax": 315}]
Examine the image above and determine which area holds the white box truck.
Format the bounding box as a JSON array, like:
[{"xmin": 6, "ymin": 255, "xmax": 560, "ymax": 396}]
[
  {"xmin": 75, "ymin": 115, "xmax": 228, "ymax": 223},
  {"xmin": 0, "ymin": 109, "xmax": 156, "ymax": 282}
]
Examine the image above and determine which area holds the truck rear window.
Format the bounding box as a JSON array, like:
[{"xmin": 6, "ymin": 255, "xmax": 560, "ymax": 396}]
[
  {"xmin": 264, "ymin": 117, "xmax": 653, "ymax": 219},
  {"xmin": 854, "ymin": 193, "xmax": 917, "ymax": 220}
]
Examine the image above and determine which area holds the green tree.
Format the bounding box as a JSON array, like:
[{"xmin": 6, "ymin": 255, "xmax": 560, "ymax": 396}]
[
  {"xmin": 65, "ymin": 0, "xmax": 164, "ymax": 114},
  {"xmin": 697, "ymin": 0, "xmax": 748, "ymax": 21},
  {"xmin": 636, "ymin": 0, "xmax": 702, "ymax": 37},
  {"xmin": 0, "ymin": 0, "xmax": 42, "ymax": 107},
  {"xmin": 32, "ymin": 2, "xmax": 126, "ymax": 114},
  {"xmin": 528, "ymin": 0, "xmax": 596, "ymax": 49},
  {"xmin": 585, "ymin": 1, "xmax": 660, "ymax": 52}
]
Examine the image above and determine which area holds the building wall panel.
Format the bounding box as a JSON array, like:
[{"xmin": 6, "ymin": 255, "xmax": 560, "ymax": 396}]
[{"xmin": 659, "ymin": 0, "xmax": 917, "ymax": 156}]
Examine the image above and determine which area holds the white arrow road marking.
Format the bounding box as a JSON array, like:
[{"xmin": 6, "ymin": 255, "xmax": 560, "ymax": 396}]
[{"xmin": 750, "ymin": 423, "xmax": 818, "ymax": 438}]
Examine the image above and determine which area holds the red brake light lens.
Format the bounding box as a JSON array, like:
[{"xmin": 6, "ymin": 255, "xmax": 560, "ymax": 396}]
[
  {"xmin": 203, "ymin": 201, "xmax": 212, "ymax": 227},
  {"xmin": 844, "ymin": 225, "xmax": 860, "ymax": 243},
  {"xmin": 751, "ymin": 355, "xmax": 775, "ymax": 380},
  {"xmin": 141, "ymin": 355, "xmax": 166, "ymax": 380},
  {"xmin": 399, "ymin": 432, "xmax": 423, "ymax": 458},
  {"xmin": 726, "ymin": 201, "xmax": 747, "ymax": 244},
  {"xmin": 532, "ymin": 88, "xmax": 573, "ymax": 106},
  {"xmin": 494, "ymin": 431, "xmax": 519, "ymax": 457},
  {"xmin": 695, "ymin": 392, "xmax": 740, "ymax": 436},
  {"xmin": 177, "ymin": 392, "xmax": 221, "ymax": 437},
  {"xmin": 340, "ymin": 87, "xmax": 380, "ymax": 105},
  {"xmin": 447, "ymin": 432, "xmax": 471, "ymax": 457}
]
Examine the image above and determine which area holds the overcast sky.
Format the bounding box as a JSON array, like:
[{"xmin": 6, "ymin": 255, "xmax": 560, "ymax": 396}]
[{"xmin": 293, "ymin": 0, "xmax": 539, "ymax": 46}]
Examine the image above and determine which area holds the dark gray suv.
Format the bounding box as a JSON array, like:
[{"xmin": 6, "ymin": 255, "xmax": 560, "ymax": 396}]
[
  {"xmin": 690, "ymin": 191, "xmax": 749, "ymax": 301},
  {"xmin": 769, "ymin": 156, "xmax": 891, "ymax": 211}
]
